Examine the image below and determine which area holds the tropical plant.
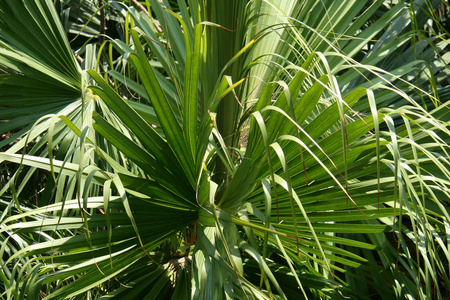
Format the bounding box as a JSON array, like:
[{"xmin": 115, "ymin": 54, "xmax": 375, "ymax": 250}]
[{"xmin": 1, "ymin": 0, "xmax": 450, "ymax": 299}]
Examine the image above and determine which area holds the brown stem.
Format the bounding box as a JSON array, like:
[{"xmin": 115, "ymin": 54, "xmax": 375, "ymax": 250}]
[
  {"xmin": 130, "ymin": 0, "xmax": 149, "ymax": 16},
  {"xmin": 130, "ymin": 0, "xmax": 162, "ymax": 32}
]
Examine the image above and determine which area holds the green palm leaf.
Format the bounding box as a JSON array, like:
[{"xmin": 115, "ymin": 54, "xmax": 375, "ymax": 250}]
[{"xmin": 1, "ymin": 0, "xmax": 450, "ymax": 299}]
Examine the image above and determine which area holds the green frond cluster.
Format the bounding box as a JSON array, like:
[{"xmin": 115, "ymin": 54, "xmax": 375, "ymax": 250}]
[{"xmin": 1, "ymin": 0, "xmax": 450, "ymax": 299}]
